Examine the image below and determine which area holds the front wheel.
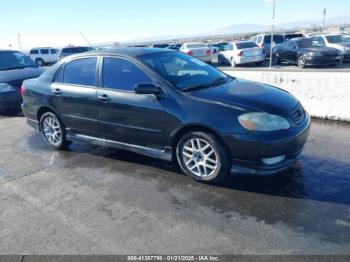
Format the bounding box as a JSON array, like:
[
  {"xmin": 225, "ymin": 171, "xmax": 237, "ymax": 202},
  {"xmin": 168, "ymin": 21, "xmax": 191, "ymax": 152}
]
[
  {"xmin": 40, "ymin": 112, "xmax": 67, "ymax": 150},
  {"xmin": 176, "ymin": 132, "xmax": 230, "ymax": 183}
]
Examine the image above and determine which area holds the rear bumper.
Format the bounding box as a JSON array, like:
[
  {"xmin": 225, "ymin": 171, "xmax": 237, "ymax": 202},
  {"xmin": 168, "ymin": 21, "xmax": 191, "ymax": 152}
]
[
  {"xmin": 234, "ymin": 55, "xmax": 265, "ymax": 65},
  {"xmin": 0, "ymin": 91, "xmax": 22, "ymax": 111},
  {"xmin": 222, "ymin": 114, "xmax": 311, "ymax": 176},
  {"xmin": 196, "ymin": 55, "xmax": 213, "ymax": 62}
]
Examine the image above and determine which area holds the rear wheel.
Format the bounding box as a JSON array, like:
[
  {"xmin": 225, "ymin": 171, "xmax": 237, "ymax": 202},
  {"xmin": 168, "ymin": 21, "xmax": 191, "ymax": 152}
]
[
  {"xmin": 297, "ymin": 55, "xmax": 306, "ymax": 68},
  {"xmin": 176, "ymin": 132, "xmax": 230, "ymax": 183},
  {"xmin": 35, "ymin": 58, "xmax": 45, "ymax": 66},
  {"xmin": 39, "ymin": 112, "xmax": 67, "ymax": 150}
]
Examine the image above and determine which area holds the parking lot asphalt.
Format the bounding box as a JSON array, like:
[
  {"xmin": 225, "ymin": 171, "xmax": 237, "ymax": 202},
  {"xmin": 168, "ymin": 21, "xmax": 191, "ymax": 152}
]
[{"xmin": 0, "ymin": 115, "xmax": 350, "ymax": 254}]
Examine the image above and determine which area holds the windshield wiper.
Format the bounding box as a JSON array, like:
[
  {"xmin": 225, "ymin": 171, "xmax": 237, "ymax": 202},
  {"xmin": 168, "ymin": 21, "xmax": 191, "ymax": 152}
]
[
  {"xmin": 181, "ymin": 76, "xmax": 233, "ymax": 92},
  {"xmin": 181, "ymin": 83, "xmax": 210, "ymax": 92}
]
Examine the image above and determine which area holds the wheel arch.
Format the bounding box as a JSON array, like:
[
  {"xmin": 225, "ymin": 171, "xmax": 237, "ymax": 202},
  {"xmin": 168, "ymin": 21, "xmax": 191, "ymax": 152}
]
[
  {"xmin": 170, "ymin": 124, "xmax": 231, "ymax": 159},
  {"xmin": 36, "ymin": 106, "xmax": 61, "ymax": 130}
]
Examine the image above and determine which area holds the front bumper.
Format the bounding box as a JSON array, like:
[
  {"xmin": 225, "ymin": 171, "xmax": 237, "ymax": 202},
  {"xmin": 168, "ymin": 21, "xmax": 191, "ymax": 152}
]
[
  {"xmin": 0, "ymin": 90, "xmax": 22, "ymax": 111},
  {"xmin": 222, "ymin": 114, "xmax": 311, "ymax": 175},
  {"xmin": 305, "ymin": 56, "xmax": 342, "ymax": 65}
]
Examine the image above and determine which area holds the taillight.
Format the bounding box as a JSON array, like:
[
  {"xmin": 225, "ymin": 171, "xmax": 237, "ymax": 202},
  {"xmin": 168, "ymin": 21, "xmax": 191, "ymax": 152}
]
[
  {"xmin": 20, "ymin": 85, "xmax": 26, "ymax": 97},
  {"xmin": 206, "ymin": 49, "xmax": 212, "ymax": 55},
  {"xmin": 237, "ymin": 51, "xmax": 244, "ymax": 57},
  {"xmin": 187, "ymin": 50, "xmax": 194, "ymax": 56}
]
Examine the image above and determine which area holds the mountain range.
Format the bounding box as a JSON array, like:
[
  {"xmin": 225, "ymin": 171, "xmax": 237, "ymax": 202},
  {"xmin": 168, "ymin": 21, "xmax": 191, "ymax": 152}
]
[{"xmin": 124, "ymin": 15, "xmax": 350, "ymax": 44}]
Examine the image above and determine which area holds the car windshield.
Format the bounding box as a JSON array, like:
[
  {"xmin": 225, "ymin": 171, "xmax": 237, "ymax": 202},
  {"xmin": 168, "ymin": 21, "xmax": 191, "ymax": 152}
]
[
  {"xmin": 0, "ymin": 51, "xmax": 38, "ymax": 71},
  {"xmin": 139, "ymin": 51, "xmax": 231, "ymax": 91},
  {"xmin": 297, "ymin": 39, "xmax": 324, "ymax": 48},
  {"xmin": 326, "ymin": 35, "xmax": 350, "ymax": 43},
  {"xmin": 236, "ymin": 42, "xmax": 258, "ymax": 49}
]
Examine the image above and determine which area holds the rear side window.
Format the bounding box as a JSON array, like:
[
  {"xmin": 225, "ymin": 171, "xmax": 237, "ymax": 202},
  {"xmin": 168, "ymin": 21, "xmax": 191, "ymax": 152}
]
[
  {"xmin": 102, "ymin": 57, "xmax": 151, "ymax": 91},
  {"xmin": 50, "ymin": 49, "xmax": 57, "ymax": 54},
  {"xmin": 59, "ymin": 58, "xmax": 97, "ymax": 86},
  {"xmin": 30, "ymin": 50, "xmax": 39, "ymax": 55},
  {"xmin": 40, "ymin": 49, "xmax": 49, "ymax": 55}
]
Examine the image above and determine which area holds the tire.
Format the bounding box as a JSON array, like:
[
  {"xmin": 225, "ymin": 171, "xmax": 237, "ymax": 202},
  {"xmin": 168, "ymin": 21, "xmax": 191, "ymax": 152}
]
[
  {"xmin": 39, "ymin": 111, "xmax": 67, "ymax": 150},
  {"xmin": 297, "ymin": 55, "xmax": 306, "ymax": 68},
  {"xmin": 176, "ymin": 132, "xmax": 230, "ymax": 183},
  {"xmin": 274, "ymin": 55, "xmax": 281, "ymax": 65},
  {"xmin": 35, "ymin": 58, "xmax": 45, "ymax": 66},
  {"xmin": 230, "ymin": 57, "xmax": 236, "ymax": 67}
]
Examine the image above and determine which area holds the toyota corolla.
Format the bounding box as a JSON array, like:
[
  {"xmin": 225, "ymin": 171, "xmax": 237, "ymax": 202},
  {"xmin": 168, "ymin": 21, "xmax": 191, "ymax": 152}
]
[{"xmin": 21, "ymin": 48, "xmax": 310, "ymax": 183}]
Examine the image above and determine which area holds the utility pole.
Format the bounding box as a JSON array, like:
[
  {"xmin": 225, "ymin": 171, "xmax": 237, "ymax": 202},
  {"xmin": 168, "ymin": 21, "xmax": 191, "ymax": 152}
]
[
  {"xmin": 17, "ymin": 33, "xmax": 22, "ymax": 51},
  {"xmin": 322, "ymin": 8, "xmax": 327, "ymax": 32},
  {"xmin": 269, "ymin": 0, "xmax": 276, "ymax": 68}
]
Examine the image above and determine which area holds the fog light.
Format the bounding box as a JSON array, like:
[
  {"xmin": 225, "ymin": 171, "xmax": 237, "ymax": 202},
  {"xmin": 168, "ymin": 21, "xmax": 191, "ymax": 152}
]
[{"xmin": 262, "ymin": 155, "xmax": 285, "ymax": 165}]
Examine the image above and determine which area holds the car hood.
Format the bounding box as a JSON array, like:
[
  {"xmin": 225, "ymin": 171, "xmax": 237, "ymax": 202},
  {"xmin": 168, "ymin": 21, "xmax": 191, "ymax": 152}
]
[
  {"xmin": 0, "ymin": 67, "xmax": 44, "ymax": 83},
  {"xmin": 187, "ymin": 78, "xmax": 299, "ymax": 115},
  {"xmin": 300, "ymin": 47, "xmax": 338, "ymax": 53}
]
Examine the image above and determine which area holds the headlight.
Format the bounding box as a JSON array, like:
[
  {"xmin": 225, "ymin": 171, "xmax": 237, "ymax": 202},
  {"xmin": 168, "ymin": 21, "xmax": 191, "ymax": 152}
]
[
  {"xmin": 0, "ymin": 83, "xmax": 16, "ymax": 93},
  {"xmin": 307, "ymin": 52, "xmax": 322, "ymax": 57},
  {"xmin": 238, "ymin": 112, "xmax": 290, "ymax": 132}
]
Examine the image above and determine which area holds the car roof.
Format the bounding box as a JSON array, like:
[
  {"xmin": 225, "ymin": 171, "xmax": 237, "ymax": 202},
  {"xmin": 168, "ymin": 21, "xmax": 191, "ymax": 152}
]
[
  {"xmin": 82, "ymin": 48, "xmax": 175, "ymax": 57},
  {"xmin": 31, "ymin": 47, "xmax": 54, "ymax": 49}
]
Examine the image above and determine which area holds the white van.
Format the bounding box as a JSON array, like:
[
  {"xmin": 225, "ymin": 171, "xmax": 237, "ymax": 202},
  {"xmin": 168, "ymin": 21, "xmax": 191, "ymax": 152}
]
[{"xmin": 29, "ymin": 47, "xmax": 59, "ymax": 66}]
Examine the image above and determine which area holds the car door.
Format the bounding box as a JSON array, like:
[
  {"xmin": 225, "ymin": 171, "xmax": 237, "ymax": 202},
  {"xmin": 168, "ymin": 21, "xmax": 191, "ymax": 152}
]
[
  {"xmin": 96, "ymin": 56, "xmax": 164, "ymax": 149},
  {"xmin": 50, "ymin": 56, "xmax": 100, "ymax": 136}
]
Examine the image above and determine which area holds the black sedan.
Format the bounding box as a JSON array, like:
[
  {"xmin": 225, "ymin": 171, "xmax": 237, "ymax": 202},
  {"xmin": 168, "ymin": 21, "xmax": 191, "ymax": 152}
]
[
  {"xmin": 274, "ymin": 37, "xmax": 343, "ymax": 68},
  {"xmin": 0, "ymin": 50, "xmax": 44, "ymax": 112},
  {"xmin": 22, "ymin": 48, "xmax": 310, "ymax": 183}
]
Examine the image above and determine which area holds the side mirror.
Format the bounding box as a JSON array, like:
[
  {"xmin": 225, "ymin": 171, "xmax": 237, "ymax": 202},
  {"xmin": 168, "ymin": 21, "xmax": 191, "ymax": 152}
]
[{"xmin": 134, "ymin": 83, "xmax": 161, "ymax": 98}]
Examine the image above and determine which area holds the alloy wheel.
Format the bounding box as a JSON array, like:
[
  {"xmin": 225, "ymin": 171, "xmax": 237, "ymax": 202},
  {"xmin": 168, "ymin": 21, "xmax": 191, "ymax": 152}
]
[
  {"xmin": 42, "ymin": 115, "xmax": 62, "ymax": 146},
  {"xmin": 182, "ymin": 138, "xmax": 219, "ymax": 178}
]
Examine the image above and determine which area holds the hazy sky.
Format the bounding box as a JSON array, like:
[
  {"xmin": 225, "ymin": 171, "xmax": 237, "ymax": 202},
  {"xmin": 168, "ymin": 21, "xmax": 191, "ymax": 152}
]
[{"xmin": 1, "ymin": 0, "xmax": 349, "ymax": 49}]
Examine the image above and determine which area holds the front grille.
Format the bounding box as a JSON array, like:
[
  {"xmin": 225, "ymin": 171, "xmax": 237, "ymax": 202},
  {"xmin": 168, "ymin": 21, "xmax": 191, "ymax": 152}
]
[{"xmin": 289, "ymin": 104, "xmax": 305, "ymax": 126}]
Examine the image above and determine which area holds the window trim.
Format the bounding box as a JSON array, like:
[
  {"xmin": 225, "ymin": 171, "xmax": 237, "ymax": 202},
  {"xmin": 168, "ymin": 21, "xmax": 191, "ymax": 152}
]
[
  {"xmin": 98, "ymin": 55, "xmax": 154, "ymax": 94},
  {"xmin": 52, "ymin": 56, "xmax": 100, "ymax": 89}
]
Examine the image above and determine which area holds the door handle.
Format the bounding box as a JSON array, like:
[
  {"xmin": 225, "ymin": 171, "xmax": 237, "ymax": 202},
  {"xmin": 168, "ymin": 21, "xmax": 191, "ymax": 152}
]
[
  {"xmin": 52, "ymin": 88, "xmax": 61, "ymax": 96},
  {"xmin": 98, "ymin": 94, "xmax": 111, "ymax": 102}
]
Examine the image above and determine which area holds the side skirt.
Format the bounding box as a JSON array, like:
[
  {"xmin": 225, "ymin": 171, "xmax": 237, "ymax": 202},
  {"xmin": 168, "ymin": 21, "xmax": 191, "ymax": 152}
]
[{"xmin": 66, "ymin": 131, "xmax": 173, "ymax": 162}]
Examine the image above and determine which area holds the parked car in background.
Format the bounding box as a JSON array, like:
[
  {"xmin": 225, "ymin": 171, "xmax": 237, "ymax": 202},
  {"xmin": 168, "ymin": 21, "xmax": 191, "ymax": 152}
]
[
  {"xmin": 152, "ymin": 44, "xmax": 170, "ymax": 48},
  {"xmin": 29, "ymin": 47, "xmax": 59, "ymax": 66},
  {"xmin": 312, "ymin": 34, "xmax": 350, "ymax": 62},
  {"xmin": 166, "ymin": 44, "xmax": 182, "ymax": 51},
  {"xmin": 21, "ymin": 48, "xmax": 310, "ymax": 183},
  {"xmin": 180, "ymin": 43, "xmax": 212, "ymax": 63},
  {"xmin": 274, "ymin": 37, "xmax": 343, "ymax": 68},
  {"xmin": 250, "ymin": 34, "xmax": 284, "ymax": 56},
  {"xmin": 0, "ymin": 50, "xmax": 43, "ymax": 112},
  {"xmin": 58, "ymin": 46, "xmax": 94, "ymax": 60},
  {"xmin": 218, "ymin": 41, "xmax": 265, "ymax": 67}
]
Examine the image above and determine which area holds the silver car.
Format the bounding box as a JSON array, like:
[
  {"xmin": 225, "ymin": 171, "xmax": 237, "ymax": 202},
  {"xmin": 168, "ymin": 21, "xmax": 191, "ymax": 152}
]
[
  {"xmin": 312, "ymin": 34, "xmax": 350, "ymax": 62},
  {"xmin": 218, "ymin": 41, "xmax": 265, "ymax": 67}
]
